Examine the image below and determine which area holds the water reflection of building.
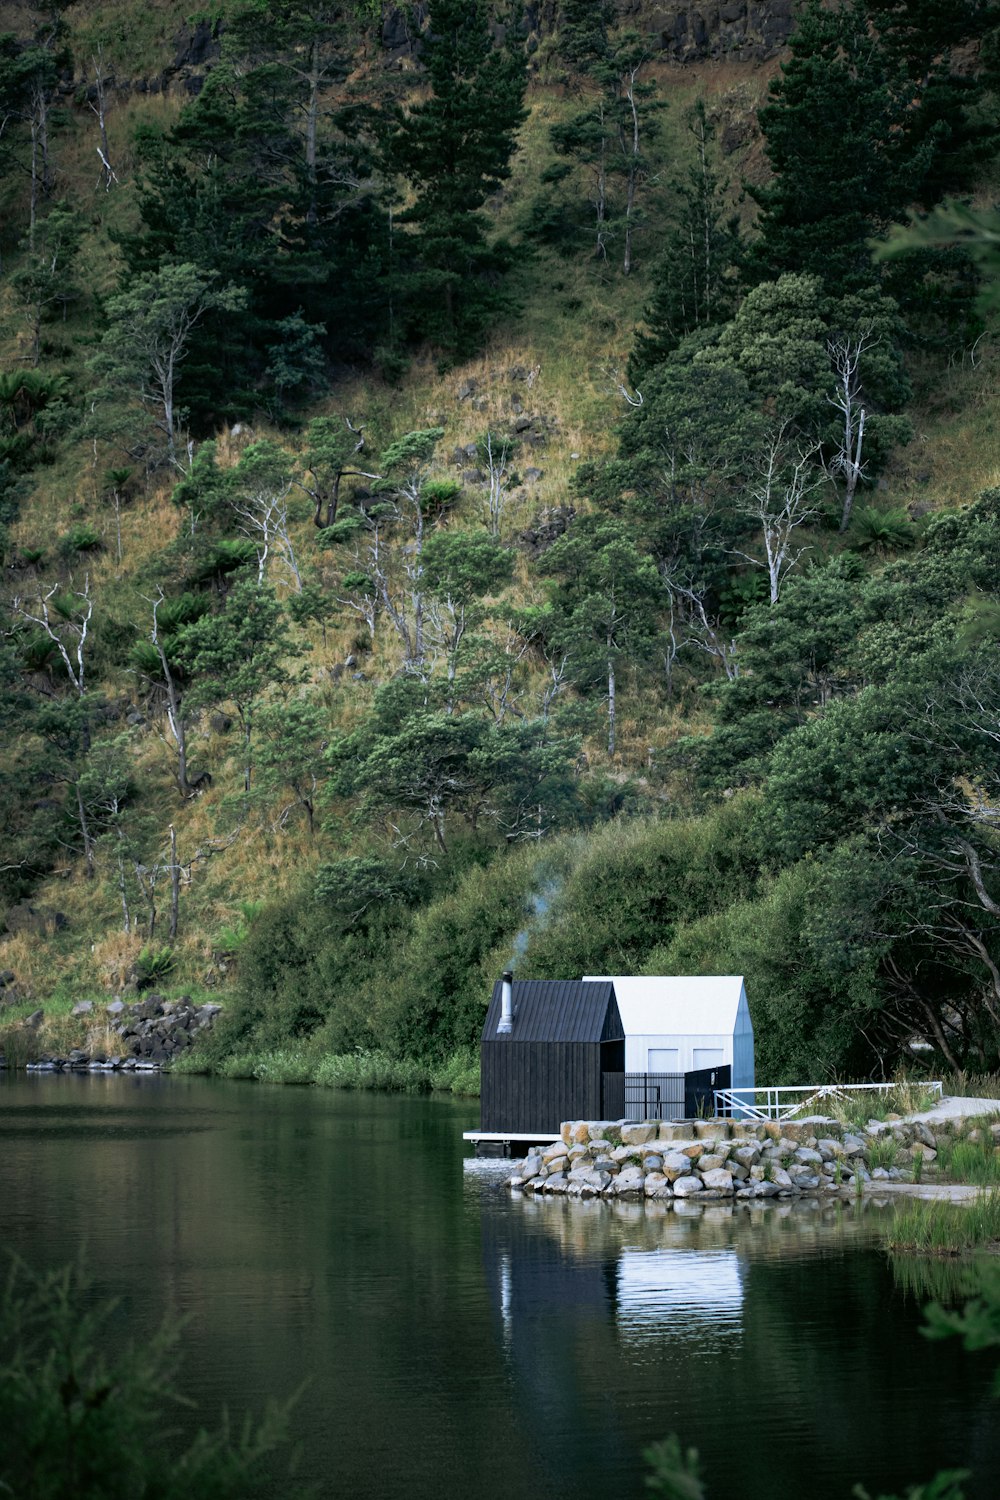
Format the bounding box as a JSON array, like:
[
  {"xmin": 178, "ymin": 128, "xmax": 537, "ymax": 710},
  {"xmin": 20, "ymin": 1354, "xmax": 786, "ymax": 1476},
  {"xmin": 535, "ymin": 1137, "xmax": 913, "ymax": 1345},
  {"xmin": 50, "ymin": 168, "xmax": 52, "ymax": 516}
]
[{"xmin": 616, "ymin": 1247, "xmax": 744, "ymax": 1346}]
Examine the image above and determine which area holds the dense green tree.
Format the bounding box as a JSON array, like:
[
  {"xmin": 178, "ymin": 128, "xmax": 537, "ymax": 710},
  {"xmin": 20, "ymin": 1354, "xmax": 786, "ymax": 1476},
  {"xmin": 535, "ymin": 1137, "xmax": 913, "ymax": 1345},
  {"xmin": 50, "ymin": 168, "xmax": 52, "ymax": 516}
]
[
  {"xmin": 120, "ymin": 3, "xmax": 386, "ymax": 421},
  {"xmin": 748, "ymin": 0, "xmax": 929, "ymax": 292},
  {"xmin": 10, "ymin": 204, "xmax": 82, "ymax": 366},
  {"xmin": 299, "ymin": 414, "xmax": 377, "ymax": 530},
  {"xmin": 253, "ymin": 696, "xmax": 327, "ymax": 835},
  {"xmin": 421, "ymin": 528, "xmax": 514, "ymax": 702},
  {"xmin": 865, "ymin": 0, "xmax": 1000, "ymax": 202},
  {"xmin": 382, "ymin": 0, "xmax": 527, "ymax": 350},
  {"xmin": 328, "ymin": 705, "xmax": 576, "ymax": 853},
  {"xmin": 178, "ymin": 579, "xmax": 299, "ymax": 794},
  {"xmin": 542, "ymin": 514, "xmax": 662, "ymax": 756},
  {"xmin": 89, "ymin": 264, "xmax": 246, "ymax": 467},
  {"xmin": 0, "ymin": 5, "xmax": 72, "ymax": 254}
]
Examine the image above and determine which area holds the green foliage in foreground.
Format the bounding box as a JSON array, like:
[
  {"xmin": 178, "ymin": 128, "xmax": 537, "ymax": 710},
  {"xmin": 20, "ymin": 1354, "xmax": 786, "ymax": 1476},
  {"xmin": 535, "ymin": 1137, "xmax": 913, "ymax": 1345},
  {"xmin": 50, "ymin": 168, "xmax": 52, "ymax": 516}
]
[{"xmin": 0, "ymin": 1258, "xmax": 299, "ymax": 1500}]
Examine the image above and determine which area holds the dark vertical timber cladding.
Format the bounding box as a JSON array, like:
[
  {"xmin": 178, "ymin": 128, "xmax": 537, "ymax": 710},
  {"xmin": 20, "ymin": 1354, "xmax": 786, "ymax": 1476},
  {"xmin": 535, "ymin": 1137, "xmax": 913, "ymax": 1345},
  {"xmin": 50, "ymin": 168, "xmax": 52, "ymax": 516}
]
[{"xmin": 480, "ymin": 980, "xmax": 624, "ymax": 1133}]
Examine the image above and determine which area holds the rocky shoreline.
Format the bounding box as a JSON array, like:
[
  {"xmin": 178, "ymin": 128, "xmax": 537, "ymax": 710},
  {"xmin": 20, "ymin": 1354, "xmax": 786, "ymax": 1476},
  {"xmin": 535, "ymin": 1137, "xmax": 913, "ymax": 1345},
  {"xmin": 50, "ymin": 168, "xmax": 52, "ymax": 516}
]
[
  {"xmin": 508, "ymin": 1112, "xmax": 1000, "ymax": 1201},
  {"xmin": 0, "ymin": 995, "xmax": 221, "ymax": 1074}
]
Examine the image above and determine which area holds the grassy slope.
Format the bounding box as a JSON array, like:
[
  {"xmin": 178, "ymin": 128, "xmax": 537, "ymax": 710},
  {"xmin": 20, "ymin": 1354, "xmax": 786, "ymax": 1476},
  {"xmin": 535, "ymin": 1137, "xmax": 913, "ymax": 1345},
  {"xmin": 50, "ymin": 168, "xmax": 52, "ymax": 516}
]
[{"xmin": 0, "ymin": 14, "xmax": 997, "ymax": 1054}]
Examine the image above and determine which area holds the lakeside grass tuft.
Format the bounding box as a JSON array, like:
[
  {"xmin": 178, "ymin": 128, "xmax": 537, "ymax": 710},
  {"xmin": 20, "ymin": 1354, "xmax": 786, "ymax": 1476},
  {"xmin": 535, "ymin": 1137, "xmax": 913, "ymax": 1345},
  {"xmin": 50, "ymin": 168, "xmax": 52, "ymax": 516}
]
[
  {"xmin": 172, "ymin": 1045, "xmax": 481, "ymax": 1097},
  {"xmin": 831, "ymin": 1079, "xmax": 940, "ymax": 1129},
  {"xmin": 933, "ymin": 1134, "xmax": 1000, "ymax": 1188},
  {"xmin": 886, "ymin": 1192, "xmax": 1000, "ymax": 1256}
]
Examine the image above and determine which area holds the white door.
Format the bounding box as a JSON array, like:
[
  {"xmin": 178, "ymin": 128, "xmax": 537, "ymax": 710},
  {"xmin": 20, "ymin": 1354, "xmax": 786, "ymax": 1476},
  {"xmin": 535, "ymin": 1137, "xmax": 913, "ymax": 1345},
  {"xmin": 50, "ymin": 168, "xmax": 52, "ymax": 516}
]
[
  {"xmin": 693, "ymin": 1048, "xmax": 724, "ymax": 1071},
  {"xmin": 648, "ymin": 1048, "xmax": 679, "ymax": 1073}
]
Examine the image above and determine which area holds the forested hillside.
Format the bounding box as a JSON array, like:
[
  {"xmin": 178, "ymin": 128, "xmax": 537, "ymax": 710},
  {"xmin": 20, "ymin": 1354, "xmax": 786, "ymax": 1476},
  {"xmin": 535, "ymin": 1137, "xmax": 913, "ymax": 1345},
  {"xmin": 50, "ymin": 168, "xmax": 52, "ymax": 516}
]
[{"xmin": 1, "ymin": 0, "xmax": 1000, "ymax": 1087}]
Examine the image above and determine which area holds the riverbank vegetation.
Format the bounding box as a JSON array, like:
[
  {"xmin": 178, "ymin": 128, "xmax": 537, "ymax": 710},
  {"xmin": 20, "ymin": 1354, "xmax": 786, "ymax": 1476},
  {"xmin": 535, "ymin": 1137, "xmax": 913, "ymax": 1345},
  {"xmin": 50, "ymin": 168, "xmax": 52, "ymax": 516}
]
[
  {"xmin": 0, "ymin": 1, "xmax": 999, "ymax": 1088},
  {"xmin": 887, "ymin": 1193, "xmax": 1000, "ymax": 1255}
]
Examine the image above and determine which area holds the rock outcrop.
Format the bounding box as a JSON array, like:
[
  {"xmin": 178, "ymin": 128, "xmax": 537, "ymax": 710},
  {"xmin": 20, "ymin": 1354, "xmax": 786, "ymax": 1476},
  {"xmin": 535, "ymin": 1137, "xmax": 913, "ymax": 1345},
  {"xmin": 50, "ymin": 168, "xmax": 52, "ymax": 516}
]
[{"xmin": 3, "ymin": 995, "xmax": 222, "ymax": 1072}]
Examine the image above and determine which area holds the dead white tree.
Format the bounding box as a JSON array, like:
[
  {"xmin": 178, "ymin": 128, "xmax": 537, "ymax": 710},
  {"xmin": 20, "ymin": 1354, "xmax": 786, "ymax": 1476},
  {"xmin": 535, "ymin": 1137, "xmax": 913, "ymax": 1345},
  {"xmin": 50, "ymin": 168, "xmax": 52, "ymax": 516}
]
[
  {"xmin": 141, "ymin": 590, "xmax": 193, "ymax": 796},
  {"xmin": 734, "ymin": 432, "xmax": 825, "ymax": 605},
  {"xmin": 88, "ymin": 47, "xmax": 118, "ymax": 191},
  {"xmin": 231, "ymin": 477, "xmax": 303, "ymax": 592},
  {"xmin": 13, "ymin": 575, "xmax": 93, "ymax": 696},
  {"xmin": 826, "ymin": 327, "xmax": 878, "ymax": 532},
  {"xmin": 478, "ymin": 431, "xmax": 515, "ymax": 537},
  {"xmin": 668, "ymin": 580, "xmax": 740, "ymax": 681}
]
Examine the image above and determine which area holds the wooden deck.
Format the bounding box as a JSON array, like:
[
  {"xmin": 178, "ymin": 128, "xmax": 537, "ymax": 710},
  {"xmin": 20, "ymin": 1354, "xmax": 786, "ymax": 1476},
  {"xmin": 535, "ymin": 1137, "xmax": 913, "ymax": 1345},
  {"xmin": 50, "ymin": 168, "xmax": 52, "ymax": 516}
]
[{"xmin": 462, "ymin": 1129, "xmax": 561, "ymax": 1158}]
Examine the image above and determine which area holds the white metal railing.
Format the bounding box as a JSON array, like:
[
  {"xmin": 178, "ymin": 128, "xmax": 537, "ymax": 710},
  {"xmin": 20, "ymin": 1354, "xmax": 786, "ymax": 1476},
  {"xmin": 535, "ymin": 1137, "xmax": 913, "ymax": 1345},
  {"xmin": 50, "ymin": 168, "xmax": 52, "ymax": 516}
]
[{"xmin": 713, "ymin": 1081, "xmax": 943, "ymax": 1123}]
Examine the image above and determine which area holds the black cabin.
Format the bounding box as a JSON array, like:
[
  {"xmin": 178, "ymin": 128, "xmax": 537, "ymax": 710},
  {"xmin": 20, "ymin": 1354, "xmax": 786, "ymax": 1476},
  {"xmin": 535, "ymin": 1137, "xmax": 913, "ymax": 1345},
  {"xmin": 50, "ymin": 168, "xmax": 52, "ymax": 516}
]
[{"xmin": 480, "ymin": 976, "xmax": 625, "ymax": 1133}]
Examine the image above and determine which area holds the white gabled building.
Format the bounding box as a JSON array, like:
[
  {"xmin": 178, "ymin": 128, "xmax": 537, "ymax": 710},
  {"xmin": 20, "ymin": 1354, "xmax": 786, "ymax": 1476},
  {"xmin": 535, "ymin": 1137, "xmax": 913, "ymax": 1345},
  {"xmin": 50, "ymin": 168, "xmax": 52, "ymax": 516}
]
[{"xmin": 583, "ymin": 975, "xmax": 755, "ymax": 1090}]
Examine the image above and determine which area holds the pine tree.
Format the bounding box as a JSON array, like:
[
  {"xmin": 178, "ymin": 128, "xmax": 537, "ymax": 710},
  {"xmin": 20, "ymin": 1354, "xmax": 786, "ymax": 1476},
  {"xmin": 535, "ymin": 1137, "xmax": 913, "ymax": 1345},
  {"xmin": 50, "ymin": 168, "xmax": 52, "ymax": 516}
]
[
  {"xmin": 629, "ymin": 103, "xmax": 741, "ymax": 383},
  {"xmin": 550, "ymin": 0, "xmax": 665, "ymax": 272},
  {"xmin": 383, "ymin": 0, "xmax": 527, "ymax": 352},
  {"xmin": 748, "ymin": 0, "xmax": 928, "ymax": 293}
]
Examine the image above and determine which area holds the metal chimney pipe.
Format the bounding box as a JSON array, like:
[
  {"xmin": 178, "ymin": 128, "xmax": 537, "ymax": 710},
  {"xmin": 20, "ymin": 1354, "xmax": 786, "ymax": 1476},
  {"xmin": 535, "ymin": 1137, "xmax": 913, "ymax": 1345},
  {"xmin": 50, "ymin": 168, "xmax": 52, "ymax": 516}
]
[{"xmin": 498, "ymin": 970, "xmax": 514, "ymax": 1034}]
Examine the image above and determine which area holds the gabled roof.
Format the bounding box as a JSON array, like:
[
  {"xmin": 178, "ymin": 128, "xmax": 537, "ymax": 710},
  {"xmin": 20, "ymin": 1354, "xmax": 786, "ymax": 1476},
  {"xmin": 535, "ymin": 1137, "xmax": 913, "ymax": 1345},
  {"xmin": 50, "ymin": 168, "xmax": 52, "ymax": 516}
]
[
  {"xmin": 582, "ymin": 976, "xmax": 748, "ymax": 1036},
  {"xmin": 483, "ymin": 979, "xmax": 623, "ymax": 1043}
]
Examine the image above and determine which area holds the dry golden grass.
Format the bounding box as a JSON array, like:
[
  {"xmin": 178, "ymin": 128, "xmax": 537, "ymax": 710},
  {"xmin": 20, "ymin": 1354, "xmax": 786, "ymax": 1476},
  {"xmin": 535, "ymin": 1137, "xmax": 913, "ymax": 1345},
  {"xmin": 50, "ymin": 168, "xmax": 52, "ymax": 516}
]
[
  {"xmin": 0, "ymin": 933, "xmax": 44, "ymax": 1002},
  {"xmin": 91, "ymin": 930, "xmax": 145, "ymax": 994}
]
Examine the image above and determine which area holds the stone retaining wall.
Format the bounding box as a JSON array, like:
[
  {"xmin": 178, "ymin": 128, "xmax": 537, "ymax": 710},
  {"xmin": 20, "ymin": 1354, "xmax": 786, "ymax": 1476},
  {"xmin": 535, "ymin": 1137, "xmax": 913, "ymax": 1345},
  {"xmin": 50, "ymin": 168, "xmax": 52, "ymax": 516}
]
[{"xmin": 509, "ymin": 1114, "xmax": 1000, "ymax": 1200}]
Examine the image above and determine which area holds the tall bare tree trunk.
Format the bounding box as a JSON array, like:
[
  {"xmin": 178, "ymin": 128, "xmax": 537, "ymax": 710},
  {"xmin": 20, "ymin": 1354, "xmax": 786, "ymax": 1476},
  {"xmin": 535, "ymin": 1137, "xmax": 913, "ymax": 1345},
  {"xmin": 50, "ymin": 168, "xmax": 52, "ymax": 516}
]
[{"xmin": 169, "ymin": 823, "xmax": 179, "ymax": 940}]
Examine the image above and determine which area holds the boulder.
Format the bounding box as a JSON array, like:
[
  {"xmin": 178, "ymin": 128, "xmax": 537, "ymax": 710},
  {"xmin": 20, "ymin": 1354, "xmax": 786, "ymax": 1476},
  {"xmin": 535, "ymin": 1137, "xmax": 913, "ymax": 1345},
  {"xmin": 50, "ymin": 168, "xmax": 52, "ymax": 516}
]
[
  {"xmin": 794, "ymin": 1147, "xmax": 823, "ymax": 1166},
  {"xmin": 698, "ymin": 1154, "xmax": 726, "ymax": 1172},
  {"xmin": 642, "ymin": 1154, "xmax": 664, "ymax": 1173},
  {"xmin": 700, "ymin": 1168, "xmax": 734, "ymax": 1194},
  {"xmin": 661, "ymin": 1152, "xmax": 693, "ymax": 1181},
  {"xmin": 615, "ymin": 1166, "xmax": 645, "ymax": 1195},
  {"xmin": 673, "ymin": 1175, "xmax": 704, "ymax": 1198},
  {"xmin": 71, "ymin": 1000, "xmax": 94, "ymax": 1017},
  {"xmin": 621, "ymin": 1123, "xmax": 657, "ymax": 1146}
]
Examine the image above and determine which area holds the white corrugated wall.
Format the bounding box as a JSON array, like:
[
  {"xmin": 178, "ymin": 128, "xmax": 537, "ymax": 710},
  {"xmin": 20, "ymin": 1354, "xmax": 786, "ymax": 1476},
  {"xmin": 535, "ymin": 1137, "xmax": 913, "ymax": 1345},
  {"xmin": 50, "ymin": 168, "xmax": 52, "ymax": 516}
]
[{"xmin": 626, "ymin": 1033, "xmax": 732, "ymax": 1074}]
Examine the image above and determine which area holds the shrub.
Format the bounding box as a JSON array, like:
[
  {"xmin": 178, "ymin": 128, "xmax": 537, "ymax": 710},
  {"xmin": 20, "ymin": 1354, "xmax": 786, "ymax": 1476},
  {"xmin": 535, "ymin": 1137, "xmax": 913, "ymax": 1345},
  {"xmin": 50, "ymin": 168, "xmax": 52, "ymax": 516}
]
[
  {"xmin": 58, "ymin": 524, "xmax": 103, "ymax": 557},
  {"xmin": 0, "ymin": 1257, "xmax": 297, "ymax": 1499}
]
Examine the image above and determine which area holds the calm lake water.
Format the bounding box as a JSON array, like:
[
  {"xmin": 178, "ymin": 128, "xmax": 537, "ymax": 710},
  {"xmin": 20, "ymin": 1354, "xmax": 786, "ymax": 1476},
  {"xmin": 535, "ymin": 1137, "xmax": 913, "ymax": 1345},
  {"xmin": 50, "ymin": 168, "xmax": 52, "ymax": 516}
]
[{"xmin": 1, "ymin": 1072, "xmax": 998, "ymax": 1499}]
